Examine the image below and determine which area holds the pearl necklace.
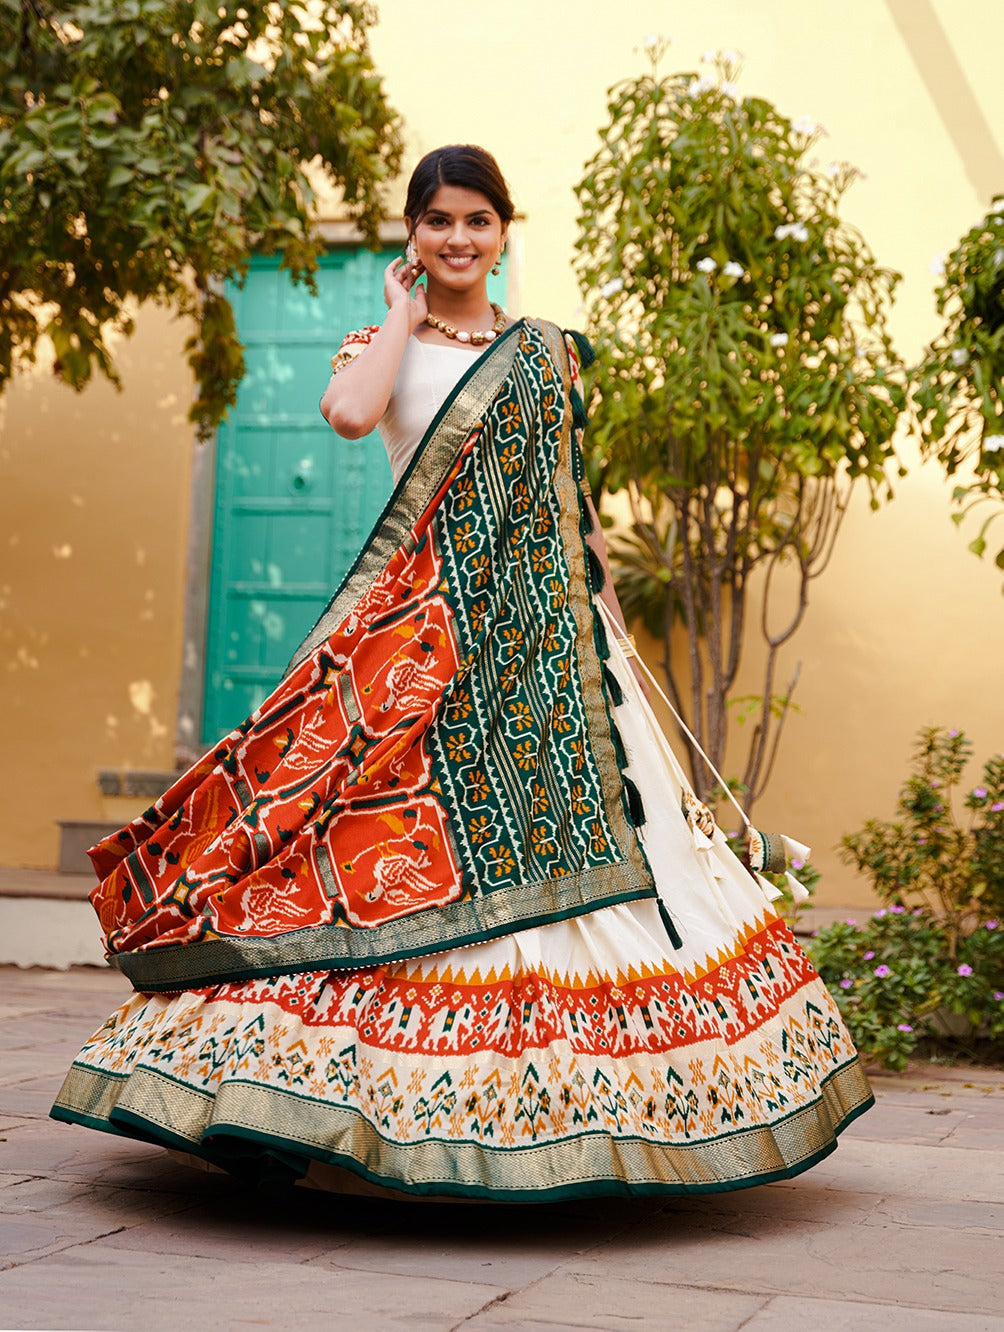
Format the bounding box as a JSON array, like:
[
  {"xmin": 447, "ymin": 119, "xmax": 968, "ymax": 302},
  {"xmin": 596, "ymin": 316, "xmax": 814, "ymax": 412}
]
[{"xmin": 425, "ymin": 302, "xmax": 506, "ymax": 345}]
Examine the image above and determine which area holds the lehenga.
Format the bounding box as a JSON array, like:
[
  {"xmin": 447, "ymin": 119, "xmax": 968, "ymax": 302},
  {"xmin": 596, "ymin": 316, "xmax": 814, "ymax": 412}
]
[{"xmin": 51, "ymin": 318, "xmax": 873, "ymax": 1200}]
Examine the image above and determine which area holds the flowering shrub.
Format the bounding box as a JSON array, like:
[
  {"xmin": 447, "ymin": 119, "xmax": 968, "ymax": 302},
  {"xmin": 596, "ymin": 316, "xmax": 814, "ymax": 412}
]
[
  {"xmin": 809, "ymin": 727, "xmax": 1004, "ymax": 1069},
  {"xmin": 913, "ymin": 198, "xmax": 1004, "ymax": 576}
]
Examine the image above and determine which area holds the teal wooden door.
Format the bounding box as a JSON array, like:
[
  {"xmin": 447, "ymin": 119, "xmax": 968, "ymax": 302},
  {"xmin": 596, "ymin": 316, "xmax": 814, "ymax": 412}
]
[
  {"xmin": 202, "ymin": 248, "xmax": 396, "ymax": 742},
  {"xmin": 202, "ymin": 248, "xmax": 509, "ymax": 743}
]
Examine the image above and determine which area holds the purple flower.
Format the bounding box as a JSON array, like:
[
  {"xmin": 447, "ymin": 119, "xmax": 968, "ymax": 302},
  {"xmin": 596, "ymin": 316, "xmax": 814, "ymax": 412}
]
[
  {"xmin": 863, "ymin": 950, "xmax": 875, "ymax": 960},
  {"xmin": 973, "ymin": 787, "xmax": 988, "ymax": 799},
  {"xmin": 949, "ymin": 728, "xmax": 959, "ymax": 738},
  {"xmin": 994, "ymin": 992, "xmax": 1004, "ymax": 1002},
  {"xmin": 897, "ymin": 1023, "xmax": 913, "ymax": 1033},
  {"xmin": 890, "ymin": 905, "xmax": 905, "ymax": 914},
  {"xmin": 913, "ymin": 907, "xmax": 924, "ymax": 915},
  {"xmin": 957, "ymin": 963, "xmax": 973, "ymax": 977},
  {"xmin": 986, "ymin": 920, "xmax": 999, "ymax": 930},
  {"xmin": 792, "ymin": 858, "xmax": 805, "ymax": 870},
  {"xmin": 930, "ymin": 779, "xmax": 940, "ymax": 788},
  {"xmin": 839, "ymin": 979, "xmax": 853, "ymax": 989},
  {"xmin": 874, "ymin": 964, "xmax": 891, "ymax": 978},
  {"xmin": 845, "ymin": 918, "xmax": 857, "ymax": 927},
  {"xmin": 874, "ymin": 908, "xmax": 887, "ymax": 918},
  {"xmin": 991, "ymin": 802, "xmax": 1004, "ymax": 812}
]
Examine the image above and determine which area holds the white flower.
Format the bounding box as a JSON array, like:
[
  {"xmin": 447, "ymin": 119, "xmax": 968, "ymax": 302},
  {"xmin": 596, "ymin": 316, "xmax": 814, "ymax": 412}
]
[
  {"xmin": 930, "ymin": 253, "xmax": 946, "ymax": 277},
  {"xmin": 983, "ymin": 434, "xmax": 1004, "ymax": 453},
  {"xmin": 599, "ymin": 277, "xmax": 625, "ymax": 298},
  {"xmin": 687, "ymin": 75, "xmax": 715, "ymax": 97},
  {"xmin": 721, "ymin": 48, "xmax": 744, "ymax": 63},
  {"xmin": 770, "ymin": 332, "xmax": 790, "ymax": 348},
  {"xmin": 950, "ymin": 348, "xmax": 970, "ymax": 367},
  {"xmin": 696, "ymin": 257, "xmax": 718, "ymax": 273},
  {"xmin": 643, "ymin": 33, "xmax": 668, "ymax": 49},
  {"xmin": 723, "ymin": 260, "xmax": 745, "ymax": 278},
  {"xmin": 775, "ymin": 221, "xmax": 808, "ymax": 243},
  {"xmin": 793, "ymin": 116, "xmax": 819, "ymax": 136},
  {"xmin": 702, "ymin": 49, "xmax": 716, "ymax": 62},
  {"xmin": 720, "ymin": 81, "xmax": 740, "ymax": 101}
]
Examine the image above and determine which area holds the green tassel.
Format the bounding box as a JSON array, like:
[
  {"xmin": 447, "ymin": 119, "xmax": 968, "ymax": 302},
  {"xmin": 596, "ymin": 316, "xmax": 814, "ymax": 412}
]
[
  {"xmin": 581, "ymin": 497, "xmax": 594, "ymax": 536},
  {"xmin": 587, "ymin": 544, "xmax": 605, "ymax": 594},
  {"xmin": 609, "ymin": 719, "xmax": 628, "ymax": 771},
  {"xmin": 568, "ymin": 329, "xmax": 596, "ymax": 369},
  {"xmin": 570, "ymin": 387, "xmax": 588, "ymax": 432},
  {"xmin": 602, "ymin": 661, "xmax": 624, "ymax": 706},
  {"xmin": 594, "ymin": 611, "xmax": 610, "ymax": 661},
  {"xmin": 623, "ymin": 775, "xmax": 646, "ymax": 826},
  {"xmin": 658, "ymin": 899, "xmax": 683, "ymax": 950}
]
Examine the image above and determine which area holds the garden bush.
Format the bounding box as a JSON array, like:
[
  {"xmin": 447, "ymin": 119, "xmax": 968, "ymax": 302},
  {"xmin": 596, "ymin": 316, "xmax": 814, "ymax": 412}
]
[{"xmin": 809, "ymin": 726, "xmax": 1004, "ymax": 1069}]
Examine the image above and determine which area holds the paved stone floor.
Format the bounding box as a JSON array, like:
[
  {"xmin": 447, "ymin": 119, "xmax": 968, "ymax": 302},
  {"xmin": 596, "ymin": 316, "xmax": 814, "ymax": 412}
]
[{"xmin": 1, "ymin": 966, "xmax": 1002, "ymax": 1332}]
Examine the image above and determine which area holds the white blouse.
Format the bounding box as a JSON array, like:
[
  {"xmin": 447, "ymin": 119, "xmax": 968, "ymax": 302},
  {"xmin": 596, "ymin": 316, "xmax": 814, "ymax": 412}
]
[{"xmin": 378, "ymin": 338, "xmax": 488, "ymax": 485}]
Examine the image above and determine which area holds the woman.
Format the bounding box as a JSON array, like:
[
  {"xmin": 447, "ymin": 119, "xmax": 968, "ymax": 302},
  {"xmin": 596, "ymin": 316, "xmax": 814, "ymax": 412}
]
[{"xmin": 52, "ymin": 146, "xmax": 872, "ymax": 1200}]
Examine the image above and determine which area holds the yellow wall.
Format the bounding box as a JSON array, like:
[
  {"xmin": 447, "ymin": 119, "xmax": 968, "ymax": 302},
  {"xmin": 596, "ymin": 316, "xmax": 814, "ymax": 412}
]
[
  {"xmin": 0, "ymin": 309, "xmax": 193, "ymax": 865},
  {"xmin": 2, "ymin": 0, "xmax": 1002, "ymax": 905}
]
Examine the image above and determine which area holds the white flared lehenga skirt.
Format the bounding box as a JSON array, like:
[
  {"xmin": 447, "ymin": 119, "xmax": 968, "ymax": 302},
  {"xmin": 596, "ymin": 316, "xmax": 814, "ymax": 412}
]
[{"xmin": 51, "ymin": 631, "xmax": 872, "ymax": 1200}]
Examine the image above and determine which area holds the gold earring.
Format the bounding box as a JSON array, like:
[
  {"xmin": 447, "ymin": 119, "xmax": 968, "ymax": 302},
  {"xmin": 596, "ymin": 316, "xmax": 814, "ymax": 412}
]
[
  {"xmin": 406, "ymin": 238, "xmax": 418, "ymax": 268},
  {"xmin": 491, "ymin": 249, "xmax": 503, "ymax": 276}
]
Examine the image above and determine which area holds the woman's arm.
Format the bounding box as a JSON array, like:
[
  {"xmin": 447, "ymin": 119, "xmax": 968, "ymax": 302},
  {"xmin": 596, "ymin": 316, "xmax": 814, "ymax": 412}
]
[{"xmin": 320, "ymin": 258, "xmax": 428, "ymax": 439}]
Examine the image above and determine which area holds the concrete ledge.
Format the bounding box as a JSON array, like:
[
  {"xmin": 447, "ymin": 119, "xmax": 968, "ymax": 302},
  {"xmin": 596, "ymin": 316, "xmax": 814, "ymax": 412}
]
[
  {"xmin": 0, "ymin": 896, "xmax": 107, "ymax": 968},
  {"xmin": 0, "ymin": 868, "xmax": 93, "ymax": 900}
]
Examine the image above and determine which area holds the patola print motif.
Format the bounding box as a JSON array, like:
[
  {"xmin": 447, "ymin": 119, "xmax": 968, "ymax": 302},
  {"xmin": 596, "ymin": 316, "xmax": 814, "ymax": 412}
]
[{"xmin": 87, "ymin": 324, "xmax": 652, "ymax": 991}]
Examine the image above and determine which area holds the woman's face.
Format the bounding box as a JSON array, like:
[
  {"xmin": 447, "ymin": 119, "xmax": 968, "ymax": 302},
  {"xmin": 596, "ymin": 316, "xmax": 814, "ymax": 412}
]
[{"xmin": 409, "ymin": 184, "xmax": 506, "ymax": 295}]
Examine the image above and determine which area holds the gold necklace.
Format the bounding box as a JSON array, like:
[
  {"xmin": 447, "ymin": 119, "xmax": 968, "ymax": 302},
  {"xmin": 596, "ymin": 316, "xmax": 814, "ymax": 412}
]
[{"xmin": 425, "ymin": 302, "xmax": 506, "ymax": 345}]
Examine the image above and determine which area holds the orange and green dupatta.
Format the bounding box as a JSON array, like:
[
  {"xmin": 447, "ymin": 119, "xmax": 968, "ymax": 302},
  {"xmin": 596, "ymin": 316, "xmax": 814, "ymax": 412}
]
[{"xmin": 89, "ymin": 319, "xmax": 657, "ymax": 993}]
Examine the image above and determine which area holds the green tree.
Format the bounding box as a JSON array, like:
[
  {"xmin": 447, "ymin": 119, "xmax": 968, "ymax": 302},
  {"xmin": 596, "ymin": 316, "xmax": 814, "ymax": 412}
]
[
  {"xmin": 0, "ymin": 0, "xmax": 402, "ymax": 436},
  {"xmin": 574, "ymin": 47, "xmax": 904, "ymax": 813},
  {"xmin": 913, "ymin": 198, "xmax": 1004, "ymax": 577}
]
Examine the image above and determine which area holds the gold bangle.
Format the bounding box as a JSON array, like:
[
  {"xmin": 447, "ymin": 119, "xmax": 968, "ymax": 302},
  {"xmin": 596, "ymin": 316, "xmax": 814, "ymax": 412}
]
[{"xmin": 617, "ymin": 633, "xmax": 637, "ymax": 659}]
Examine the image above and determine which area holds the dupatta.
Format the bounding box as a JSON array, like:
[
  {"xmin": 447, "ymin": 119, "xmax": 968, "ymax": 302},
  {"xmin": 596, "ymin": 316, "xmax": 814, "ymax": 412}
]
[{"xmin": 90, "ymin": 319, "xmax": 658, "ymax": 993}]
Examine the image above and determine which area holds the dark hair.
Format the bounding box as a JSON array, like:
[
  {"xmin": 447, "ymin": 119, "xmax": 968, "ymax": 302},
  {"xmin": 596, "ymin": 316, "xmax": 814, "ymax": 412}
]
[{"xmin": 404, "ymin": 145, "xmax": 515, "ymax": 230}]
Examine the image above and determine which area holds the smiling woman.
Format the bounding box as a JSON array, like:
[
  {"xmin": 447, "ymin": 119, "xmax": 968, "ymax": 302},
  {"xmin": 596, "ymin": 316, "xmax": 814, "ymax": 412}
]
[{"xmin": 52, "ymin": 144, "xmax": 874, "ymax": 1203}]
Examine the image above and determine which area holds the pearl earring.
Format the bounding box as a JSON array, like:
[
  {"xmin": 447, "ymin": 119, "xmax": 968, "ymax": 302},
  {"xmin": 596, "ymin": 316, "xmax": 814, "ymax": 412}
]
[{"xmin": 406, "ymin": 238, "xmax": 418, "ymax": 268}]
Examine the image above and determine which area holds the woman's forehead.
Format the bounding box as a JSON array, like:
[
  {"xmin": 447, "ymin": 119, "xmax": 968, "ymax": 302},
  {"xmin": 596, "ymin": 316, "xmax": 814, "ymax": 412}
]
[{"xmin": 422, "ymin": 184, "xmax": 499, "ymax": 218}]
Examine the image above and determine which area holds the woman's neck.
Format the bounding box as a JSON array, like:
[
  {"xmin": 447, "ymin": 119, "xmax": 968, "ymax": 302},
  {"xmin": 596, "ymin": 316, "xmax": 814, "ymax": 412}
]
[{"xmin": 424, "ymin": 281, "xmax": 493, "ymax": 326}]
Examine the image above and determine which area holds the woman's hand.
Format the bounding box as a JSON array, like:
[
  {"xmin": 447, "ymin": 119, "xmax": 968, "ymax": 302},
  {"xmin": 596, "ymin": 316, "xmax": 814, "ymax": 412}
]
[{"xmin": 384, "ymin": 257, "xmax": 428, "ymax": 333}]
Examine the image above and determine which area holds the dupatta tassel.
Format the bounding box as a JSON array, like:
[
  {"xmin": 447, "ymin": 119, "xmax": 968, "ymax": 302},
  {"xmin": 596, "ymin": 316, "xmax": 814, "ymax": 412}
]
[
  {"xmin": 586, "ymin": 544, "xmax": 606, "ymax": 594},
  {"xmin": 602, "ymin": 661, "xmax": 624, "ymax": 707},
  {"xmin": 657, "ymin": 898, "xmax": 684, "ymax": 950},
  {"xmin": 622, "ymin": 775, "xmax": 646, "ymax": 828}
]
